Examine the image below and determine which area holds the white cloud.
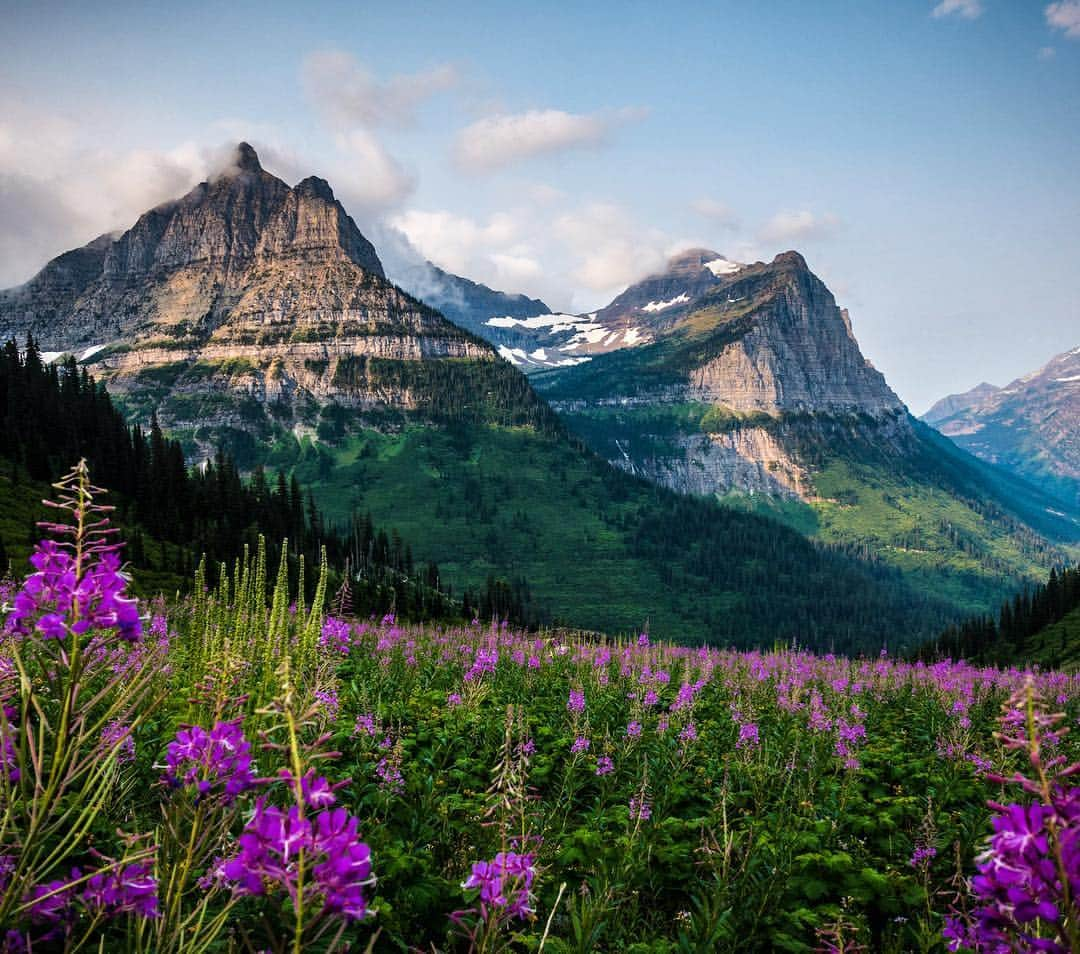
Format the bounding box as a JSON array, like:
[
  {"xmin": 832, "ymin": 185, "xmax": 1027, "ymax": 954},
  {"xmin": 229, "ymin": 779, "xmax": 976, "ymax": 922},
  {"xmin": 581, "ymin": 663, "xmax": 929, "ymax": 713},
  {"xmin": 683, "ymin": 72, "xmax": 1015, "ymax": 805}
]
[
  {"xmin": 389, "ymin": 208, "xmax": 519, "ymax": 276},
  {"xmin": 1046, "ymin": 1, "xmax": 1080, "ymax": 37},
  {"xmin": 0, "ymin": 95, "xmax": 216, "ymax": 286},
  {"xmin": 758, "ymin": 209, "xmax": 842, "ymax": 245},
  {"xmin": 931, "ymin": 0, "xmax": 984, "ymax": 19},
  {"xmin": 390, "ymin": 198, "xmax": 674, "ymax": 312},
  {"xmin": 301, "ymin": 50, "xmax": 459, "ymax": 128},
  {"xmin": 691, "ymin": 197, "xmax": 740, "ymax": 229},
  {"xmin": 453, "ymin": 107, "xmax": 646, "ymax": 174},
  {"xmin": 331, "ymin": 130, "xmax": 415, "ymax": 210},
  {"xmin": 553, "ymin": 202, "xmax": 668, "ymax": 295}
]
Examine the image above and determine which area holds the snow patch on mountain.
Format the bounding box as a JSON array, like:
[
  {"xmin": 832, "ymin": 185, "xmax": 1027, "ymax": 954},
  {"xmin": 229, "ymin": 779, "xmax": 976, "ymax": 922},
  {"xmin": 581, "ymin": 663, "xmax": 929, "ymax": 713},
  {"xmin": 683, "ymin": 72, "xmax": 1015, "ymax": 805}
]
[
  {"xmin": 642, "ymin": 293, "xmax": 690, "ymax": 312},
  {"xmin": 704, "ymin": 258, "xmax": 742, "ymax": 277}
]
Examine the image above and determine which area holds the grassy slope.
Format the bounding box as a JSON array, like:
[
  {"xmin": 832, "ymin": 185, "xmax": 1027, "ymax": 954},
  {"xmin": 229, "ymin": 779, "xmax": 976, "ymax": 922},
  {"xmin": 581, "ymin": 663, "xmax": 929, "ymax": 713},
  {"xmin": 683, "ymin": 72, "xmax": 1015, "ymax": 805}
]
[
  {"xmin": 257, "ymin": 423, "xmax": 960, "ymax": 650},
  {"xmin": 541, "ymin": 399, "xmax": 1078, "ymax": 619},
  {"xmin": 1023, "ymin": 606, "xmax": 1080, "ymax": 671}
]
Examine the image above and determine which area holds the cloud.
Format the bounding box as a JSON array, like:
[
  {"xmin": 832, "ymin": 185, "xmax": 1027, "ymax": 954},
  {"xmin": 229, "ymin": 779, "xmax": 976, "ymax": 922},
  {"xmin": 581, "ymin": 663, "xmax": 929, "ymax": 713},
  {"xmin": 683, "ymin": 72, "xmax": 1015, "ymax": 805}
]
[
  {"xmin": 1046, "ymin": 1, "xmax": 1080, "ymax": 37},
  {"xmin": 389, "ymin": 198, "xmax": 675, "ymax": 312},
  {"xmin": 331, "ymin": 130, "xmax": 415, "ymax": 210},
  {"xmin": 758, "ymin": 209, "xmax": 842, "ymax": 245},
  {"xmin": 389, "ymin": 208, "xmax": 519, "ymax": 276},
  {"xmin": 553, "ymin": 202, "xmax": 668, "ymax": 295},
  {"xmin": 301, "ymin": 50, "xmax": 459, "ymax": 128},
  {"xmin": 931, "ymin": 0, "xmax": 984, "ymax": 19},
  {"xmin": 453, "ymin": 107, "xmax": 646, "ymax": 174},
  {"xmin": 0, "ymin": 95, "xmax": 217, "ymax": 286},
  {"xmin": 691, "ymin": 197, "xmax": 740, "ymax": 229}
]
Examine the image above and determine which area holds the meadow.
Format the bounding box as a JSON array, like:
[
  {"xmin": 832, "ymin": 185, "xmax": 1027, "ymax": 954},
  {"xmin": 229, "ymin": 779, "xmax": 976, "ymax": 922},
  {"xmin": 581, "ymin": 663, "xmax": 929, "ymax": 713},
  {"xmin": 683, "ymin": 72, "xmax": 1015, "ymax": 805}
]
[{"xmin": 1, "ymin": 465, "xmax": 1078, "ymax": 952}]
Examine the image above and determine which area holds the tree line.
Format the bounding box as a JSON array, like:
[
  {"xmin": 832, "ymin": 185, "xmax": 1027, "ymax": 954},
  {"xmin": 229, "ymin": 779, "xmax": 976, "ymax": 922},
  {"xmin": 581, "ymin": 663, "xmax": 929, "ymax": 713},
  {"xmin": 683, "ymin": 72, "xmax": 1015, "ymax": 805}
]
[{"xmin": 914, "ymin": 564, "xmax": 1080, "ymax": 665}]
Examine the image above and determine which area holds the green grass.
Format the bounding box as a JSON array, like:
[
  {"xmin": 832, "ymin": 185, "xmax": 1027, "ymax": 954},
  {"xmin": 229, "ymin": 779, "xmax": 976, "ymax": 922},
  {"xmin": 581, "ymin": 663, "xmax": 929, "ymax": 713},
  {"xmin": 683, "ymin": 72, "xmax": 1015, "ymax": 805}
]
[
  {"xmin": 542, "ymin": 399, "xmax": 1076, "ymax": 619},
  {"xmin": 283, "ymin": 426, "xmax": 700, "ymax": 635}
]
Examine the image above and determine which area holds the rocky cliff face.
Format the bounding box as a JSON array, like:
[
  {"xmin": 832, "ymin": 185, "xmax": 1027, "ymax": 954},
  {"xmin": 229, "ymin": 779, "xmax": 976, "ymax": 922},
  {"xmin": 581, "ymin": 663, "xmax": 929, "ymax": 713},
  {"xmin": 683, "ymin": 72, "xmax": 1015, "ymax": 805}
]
[
  {"xmin": 923, "ymin": 346, "xmax": 1080, "ymax": 507},
  {"xmin": 533, "ymin": 251, "xmax": 909, "ymax": 501},
  {"xmin": 0, "ymin": 143, "xmax": 518, "ymax": 452}
]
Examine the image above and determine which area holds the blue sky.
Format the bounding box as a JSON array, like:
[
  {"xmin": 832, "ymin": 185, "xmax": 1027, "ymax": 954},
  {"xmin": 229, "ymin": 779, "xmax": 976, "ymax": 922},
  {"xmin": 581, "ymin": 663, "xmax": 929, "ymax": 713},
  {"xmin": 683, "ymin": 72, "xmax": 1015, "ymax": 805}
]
[{"xmin": 1, "ymin": 0, "xmax": 1078, "ymax": 411}]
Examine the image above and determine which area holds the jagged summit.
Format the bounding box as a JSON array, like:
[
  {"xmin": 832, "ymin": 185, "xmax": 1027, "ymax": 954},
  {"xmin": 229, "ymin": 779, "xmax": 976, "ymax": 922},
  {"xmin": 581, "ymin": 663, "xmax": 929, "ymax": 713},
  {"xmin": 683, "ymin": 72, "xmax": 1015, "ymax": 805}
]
[
  {"xmin": 0, "ymin": 142, "xmax": 396, "ymax": 348},
  {"xmin": 233, "ymin": 140, "xmax": 262, "ymax": 173},
  {"xmin": 0, "ymin": 143, "xmax": 520, "ymax": 455}
]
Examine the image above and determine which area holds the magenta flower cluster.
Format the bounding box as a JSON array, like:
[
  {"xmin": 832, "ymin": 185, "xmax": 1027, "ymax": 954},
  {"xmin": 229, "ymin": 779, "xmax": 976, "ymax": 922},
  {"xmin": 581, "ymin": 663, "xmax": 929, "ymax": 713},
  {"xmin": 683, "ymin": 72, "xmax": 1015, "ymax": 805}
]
[
  {"xmin": 24, "ymin": 862, "xmax": 158, "ymax": 936},
  {"xmin": 221, "ymin": 780, "xmax": 374, "ymax": 923},
  {"xmin": 5, "ymin": 541, "xmax": 141, "ymax": 642},
  {"xmin": 944, "ymin": 686, "xmax": 1080, "ymax": 953},
  {"xmin": 462, "ymin": 851, "xmax": 536, "ymax": 920},
  {"xmin": 163, "ymin": 719, "xmax": 256, "ymax": 803}
]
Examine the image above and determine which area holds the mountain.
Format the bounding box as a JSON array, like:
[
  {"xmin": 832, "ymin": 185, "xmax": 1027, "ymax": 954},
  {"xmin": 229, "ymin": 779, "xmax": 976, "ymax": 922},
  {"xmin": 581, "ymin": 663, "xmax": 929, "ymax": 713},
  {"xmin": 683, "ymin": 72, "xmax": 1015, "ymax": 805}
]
[
  {"xmin": 924, "ymin": 382, "xmax": 1000, "ymax": 424},
  {"xmin": 438, "ymin": 247, "xmax": 754, "ymax": 372},
  {"xmin": 923, "ymin": 346, "xmax": 1080, "ymax": 508},
  {"xmin": 0, "ymin": 143, "xmax": 980, "ymax": 650},
  {"xmin": 0, "ymin": 143, "xmax": 553, "ymax": 461},
  {"xmin": 532, "ymin": 250, "xmax": 1079, "ymax": 612}
]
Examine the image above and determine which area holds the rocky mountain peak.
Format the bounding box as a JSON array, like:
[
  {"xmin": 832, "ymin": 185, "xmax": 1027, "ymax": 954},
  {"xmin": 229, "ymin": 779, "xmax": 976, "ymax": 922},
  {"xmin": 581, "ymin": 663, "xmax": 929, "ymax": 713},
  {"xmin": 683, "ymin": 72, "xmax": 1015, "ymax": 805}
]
[
  {"xmin": 294, "ymin": 175, "xmax": 336, "ymax": 201},
  {"xmin": 772, "ymin": 250, "xmax": 809, "ymax": 271},
  {"xmin": 666, "ymin": 248, "xmax": 725, "ymax": 275},
  {"xmin": 232, "ymin": 141, "xmax": 262, "ymax": 173}
]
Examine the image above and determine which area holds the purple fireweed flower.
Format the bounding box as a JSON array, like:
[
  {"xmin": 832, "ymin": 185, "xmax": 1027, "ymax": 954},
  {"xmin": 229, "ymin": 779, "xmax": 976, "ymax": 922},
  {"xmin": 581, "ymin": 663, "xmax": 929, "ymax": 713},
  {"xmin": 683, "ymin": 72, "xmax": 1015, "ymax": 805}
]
[
  {"xmin": 626, "ymin": 721, "xmax": 642, "ymax": 738},
  {"xmin": 629, "ymin": 797, "xmax": 652, "ymax": 822},
  {"xmin": 570, "ymin": 736, "xmax": 590, "ymax": 754},
  {"xmin": 314, "ymin": 689, "xmax": 340, "ymax": 721},
  {"xmin": 224, "ymin": 797, "xmax": 375, "ymax": 921},
  {"xmin": 6, "ymin": 541, "xmax": 142, "ymax": 642},
  {"xmin": 909, "ymin": 845, "xmax": 937, "ymax": 869},
  {"xmin": 163, "ymin": 719, "xmax": 256, "ymax": 803},
  {"xmin": 462, "ymin": 852, "xmax": 536, "ymax": 921},
  {"xmin": 596, "ymin": 755, "xmax": 614, "ymax": 776},
  {"xmin": 82, "ymin": 863, "xmax": 159, "ymax": 919},
  {"xmin": 447, "ymin": 692, "xmax": 463, "ymax": 707},
  {"xmin": 737, "ymin": 722, "xmax": 760, "ymax": 750},
  {"xmin": 319, "ymin": 617, "xmax": 352, "ymax": 655},
  {"xmin": 375, "ymin": 754, "xmax": 404, "ymax": 794},
  {"xmin": 101, "ymin": 720, "xmax": 135, "ymax": 765},
  {"xmin": 0, "ymin": 855, "xmax": 14, "ymax": 894},
  {"xmin": 353, "ymin": 713, "xmax": 377, "ymax": 737},
  {"xmin": 567, "ymin": 689, "xmax": 585, "ymax": 714},
  {"xmin": 678, "ymin": 723, "xmax": 698, "ymax": 745},
  {"xmin": 25, "ymin": 873, "xmax": 80, "ymax": 925},
  {"xmin": 310, "ymin": 808, "xmax": 375, "ymax": 921}
]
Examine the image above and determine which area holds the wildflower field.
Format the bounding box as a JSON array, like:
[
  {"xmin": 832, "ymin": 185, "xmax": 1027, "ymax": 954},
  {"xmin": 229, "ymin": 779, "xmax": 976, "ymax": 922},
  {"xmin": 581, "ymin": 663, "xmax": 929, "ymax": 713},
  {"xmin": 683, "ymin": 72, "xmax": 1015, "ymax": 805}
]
[{"xmin": 2, "ymin": 465, "xmax": 1079, "ymax": 952}]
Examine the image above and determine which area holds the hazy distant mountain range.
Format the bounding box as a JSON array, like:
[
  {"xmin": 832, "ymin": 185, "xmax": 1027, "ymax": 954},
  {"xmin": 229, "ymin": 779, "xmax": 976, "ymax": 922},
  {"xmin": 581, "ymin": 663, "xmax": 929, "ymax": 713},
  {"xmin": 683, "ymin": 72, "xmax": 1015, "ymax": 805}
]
[{"xmin": 923, "ymin": 346, "xmax": 1080, "ymax": 509}]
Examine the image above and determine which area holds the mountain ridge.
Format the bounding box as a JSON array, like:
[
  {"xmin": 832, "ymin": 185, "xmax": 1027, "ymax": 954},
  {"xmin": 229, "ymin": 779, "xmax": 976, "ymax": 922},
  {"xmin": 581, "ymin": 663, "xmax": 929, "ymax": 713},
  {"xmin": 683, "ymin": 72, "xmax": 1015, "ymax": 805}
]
[{"xmin": 921, "ymin": 346, "xmax": 1080, "ymax": 508}]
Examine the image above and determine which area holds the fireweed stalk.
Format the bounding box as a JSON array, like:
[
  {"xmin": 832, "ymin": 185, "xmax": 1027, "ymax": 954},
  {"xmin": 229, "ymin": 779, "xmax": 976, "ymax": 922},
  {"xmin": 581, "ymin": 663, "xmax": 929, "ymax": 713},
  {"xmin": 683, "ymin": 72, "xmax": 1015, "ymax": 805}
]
[
  {"xmin": 0, "ymin": 462, "xmax": 166, "ymax": 942},
  {"xmin": 944, "ymin": 680, "xmax": 1080, "ymax": 952}
]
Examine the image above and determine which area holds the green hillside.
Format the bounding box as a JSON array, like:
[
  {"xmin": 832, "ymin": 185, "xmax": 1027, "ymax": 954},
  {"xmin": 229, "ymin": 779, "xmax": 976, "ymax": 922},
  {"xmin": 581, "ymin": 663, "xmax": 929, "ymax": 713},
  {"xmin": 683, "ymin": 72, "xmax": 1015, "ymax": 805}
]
[
  {"xmin": 533, "ymin": 373, "xmax": 1078, "ymax": 620},
  {"xmin": 254, "ymin": 421, "xmax": 962, "ymax": 651}
]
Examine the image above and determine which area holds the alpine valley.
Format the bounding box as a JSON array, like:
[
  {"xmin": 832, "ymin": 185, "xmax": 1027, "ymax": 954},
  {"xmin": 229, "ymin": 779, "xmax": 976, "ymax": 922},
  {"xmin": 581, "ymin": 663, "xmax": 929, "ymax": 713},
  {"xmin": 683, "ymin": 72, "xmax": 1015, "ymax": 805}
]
[{"xmin": 1, "ymin": 144, "xmax": 1076, "ymax": 647}]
